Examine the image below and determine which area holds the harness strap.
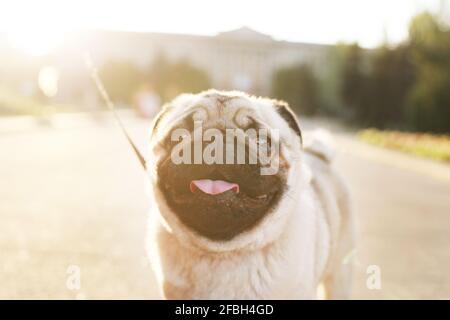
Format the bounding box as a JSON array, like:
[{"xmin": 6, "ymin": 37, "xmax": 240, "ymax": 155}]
[{"xmin": 84, "ymin": 52, "xmax": 147, "ymax": 170}]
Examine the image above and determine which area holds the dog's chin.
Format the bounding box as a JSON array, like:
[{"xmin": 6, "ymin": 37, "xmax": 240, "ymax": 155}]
[{"xmin": 156, "ymin": 159, "xmax": 286, "ymax": 241}]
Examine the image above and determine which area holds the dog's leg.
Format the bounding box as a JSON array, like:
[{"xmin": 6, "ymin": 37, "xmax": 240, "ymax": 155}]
[{"xmin": 323, "ymin": 178, "xmax": 355, "ymax": 300}]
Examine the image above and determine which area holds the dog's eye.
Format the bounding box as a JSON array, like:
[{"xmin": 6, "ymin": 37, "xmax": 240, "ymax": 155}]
[
  {"xmin": 183, "ymin": 118, "xmax": 195, "ymax": 131},
  {"xmin": 178, "ymin": 131, "xmax": 189, "ymax": 139},
  {"xmin": 258, "ymin": 135, "xmax": 270, "ymax": 147},
  {"xmin": 183, "ymin": 116, "xmax": 198, "ymax": 132},
  {"xmin": 183, "ymin": 108, "xmax": 207, "ymax": 131},
  {"xmin": 256, "ymin": 134, "xmax": 274, "ymax": 156}
]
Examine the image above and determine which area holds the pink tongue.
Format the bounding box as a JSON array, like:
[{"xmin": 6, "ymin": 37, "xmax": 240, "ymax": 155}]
[{"xmin": 190, "ymin": 179, "xmax": 239, "ymax": 195}]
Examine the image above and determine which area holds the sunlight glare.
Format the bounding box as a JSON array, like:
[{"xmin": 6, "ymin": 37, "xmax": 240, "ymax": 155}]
[
  {"xmin": 38, "ymin": 66, "xmax": 59, "ymax": 97},
  {"xmin": 0, "ymin": 0, "xmax": 444, "ymax": 50},
  {"xmin": 2, "ymin": 0, "xmax": 70, "ymax": 56},
  {"xmin": 7, "ymin": 27, "xmax": 65, "ymax": 56}
]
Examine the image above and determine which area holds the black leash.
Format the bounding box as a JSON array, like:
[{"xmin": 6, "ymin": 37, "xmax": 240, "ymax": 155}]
[{"xmin": 84, "ymin": 52, "xmax": 147, "ymax": 170}]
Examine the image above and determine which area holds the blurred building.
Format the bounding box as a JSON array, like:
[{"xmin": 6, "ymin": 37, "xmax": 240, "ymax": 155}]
[
  {"xmin": 1, "ymin": 27, "xmax": 330, "ymax": 110},
  {"xmin": 75, "ymin": 27, "xmax": 329, "ymax": 96}
]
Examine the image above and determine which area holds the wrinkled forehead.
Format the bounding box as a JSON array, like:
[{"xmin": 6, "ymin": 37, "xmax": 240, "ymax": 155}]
[
  {"xmin": 159, "ymin": 93, "xmax": 264, "ymax": 125},
  {"xmin": 173, "ymin": 92, "xmax": 258, "ymax": 117},
  {"xmin": 151, "ymin": 91, "xmax": 293, "ymax": 145}
]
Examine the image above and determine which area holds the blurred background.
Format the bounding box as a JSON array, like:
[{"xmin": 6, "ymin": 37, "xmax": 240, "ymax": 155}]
[{"xmin": 0, "ymin": 0, "xmax": 449, "ymax": 299}]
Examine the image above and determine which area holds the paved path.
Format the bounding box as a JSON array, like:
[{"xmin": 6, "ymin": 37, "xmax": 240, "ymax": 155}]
[
  {"xmin": 335, "ymin": 134, "xmax": 450, "ymax": 299},
  {"xmin": 0, "ymin": 113, "xmax": 449, "ymax": 299}
]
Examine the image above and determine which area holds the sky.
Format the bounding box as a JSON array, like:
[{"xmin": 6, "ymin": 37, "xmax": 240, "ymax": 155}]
[{"xmin": 0, "ymin": 0, "xmax": 447, "ymax": 55}]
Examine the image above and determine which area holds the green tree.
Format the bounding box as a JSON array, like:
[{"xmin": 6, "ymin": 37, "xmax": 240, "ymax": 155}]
[
  {"xmin": 406, "ymin": 12, "xmax": 450, "ymax": 133},
  {"xmin": 98, "ymin": 61, "xmax": 145, "ymax": 103},
  {"xmin": 339, "ymin": 43, "xmax": 368, "ymax": 121},
  {"xmin": 317, "ymin": 44, "xmax": 347, "ymax": 116},
  {"xmin": 363, "ymin": 44, "xmax": 415, "ymax": 128},
  {"xmin": 148, "ymin": 54, "xmax": 211, "ymax": 101},
  {"xmin": 272, "ymin": 64, "xmax": 319, "ymax": 115},
  {"xmin": 148, "ymin": 54, "xmax": 171, "ymax": 99},
  {"xmin": 338, "ymin": 42, "xmax": 416, "ymax": 129}
]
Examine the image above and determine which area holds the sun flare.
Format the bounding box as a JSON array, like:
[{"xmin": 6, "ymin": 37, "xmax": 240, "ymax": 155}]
[{"xmin": 6, "ymin": 27, "xmax": 66, "ymax": 56}]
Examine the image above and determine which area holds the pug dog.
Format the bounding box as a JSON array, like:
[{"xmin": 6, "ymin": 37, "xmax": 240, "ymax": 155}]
[{"xmin": 146, "ymin": 90, "xmax": 354, "ymax": 299}]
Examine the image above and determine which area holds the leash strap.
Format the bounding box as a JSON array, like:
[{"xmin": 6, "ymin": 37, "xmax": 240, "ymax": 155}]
[{"xmin": 84, "ymin": 52, "xmax": 147, "ymax": 170}]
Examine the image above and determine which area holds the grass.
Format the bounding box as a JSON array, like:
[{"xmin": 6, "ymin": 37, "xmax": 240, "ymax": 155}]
[{"xmin": 358, "ymin": 129, "xmax": 450, "ymax": 163}]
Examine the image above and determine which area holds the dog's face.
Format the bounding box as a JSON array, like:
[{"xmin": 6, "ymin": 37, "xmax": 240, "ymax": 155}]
[{"xmin": 148, "ymin": 90, "xmax": 304, "ymax": 251}]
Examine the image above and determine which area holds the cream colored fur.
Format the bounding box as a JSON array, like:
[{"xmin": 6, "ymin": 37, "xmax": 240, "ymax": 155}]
[{"xmin": 146, "ymin": 90, "xmax": 354, "ymax": 299}]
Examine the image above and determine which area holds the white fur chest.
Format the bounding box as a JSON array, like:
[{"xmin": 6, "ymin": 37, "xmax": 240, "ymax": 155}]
[{"xmin": 148, "ymin": 193, "xmax": 330, "ymax": 299}]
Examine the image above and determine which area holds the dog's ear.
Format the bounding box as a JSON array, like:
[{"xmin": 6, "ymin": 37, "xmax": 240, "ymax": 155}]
[
  {"xmin": 274, "ymin": 101, "xmax": 303, "ymax": 145},
  {"xmin": 150, "ymin": 93, "xmax": 196, "ymax": 138}
]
